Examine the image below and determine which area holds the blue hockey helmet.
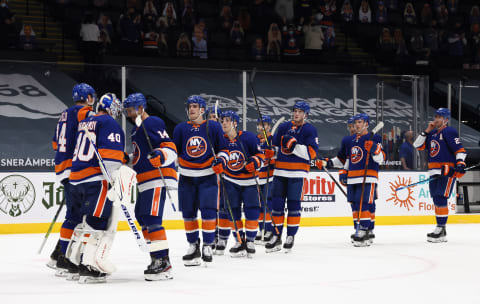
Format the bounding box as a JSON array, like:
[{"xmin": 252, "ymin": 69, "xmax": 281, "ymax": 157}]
[
  {"xmin": 123, "ymin": 92, "xmax": 147, "ymax": 111},
  {"xmin": 72, "ymin": 83, "xmax": 96, "ymax": 104},
  {"xmin": 221, "ymin": 110, "xmax": 240, "ymax": 125},
  {"xmin": 97, "ymin": 93, "xmax": 122, "ymax": 119},
  {"xmin": 293, "ymin": 100, "xmax": 310, "ymax": 114},
  {"xmin": 186, "ymin": 95, "xmax": 207, "ymax": 109},
  {"xmin": 206, "ymin": 105, "xmax": 222, "ymax": 117},
  {"xmin": 347, "ymin": 116, "xmax": 355, "ymax": 124},
  {"xmin": 354, "ymin": 113, "xmax": 370, "ymax": 124},
  {"xmin": 435, "ymin": 108, "xmax": 450, "ymax": 119},
  {"xmin": 257, "ymin": 114, "xmax": 272, "ymax": 124}
]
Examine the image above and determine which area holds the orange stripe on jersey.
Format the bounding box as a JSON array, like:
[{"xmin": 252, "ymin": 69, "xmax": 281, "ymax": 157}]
[
  {"xmin": 435, "ymin": 206, "xmax": 449, "ymax": 216},
  {"xmin": 348, "ymin": 169, "xmax": 379, "ymax": 178},
  {"xmin": 444, "ymin": 177, "xmax": 455, "ymax": 197},
  {"xmin": 359, "ymin": 211, "xmax": 371, "ymax": 219},
  {"xmin": 160, "ymin": 141, "xmax": 177, "ymax": 153},
  {"xmin": 99, "ymin": 149, "xmax": 124, "ymax": 162},
  {"xmin": 69, "ymin": 167, "xmax": 102, "ymax": 181},
  {"xmin": 137, "ymin": 168, "xmax": 178, "ymax": 183},
  {"xmin": 178, "ymin": 157, "xmax": 214, "ymax": 169},
  {"xmin": 77, "ymin": 106, "xmax": 93, "ymax": 122},
  {"xmin": 287, "ymin": 216, "xmax": 301, "ymax": 226},
  {"xmin": 202, "ymin": 219, "xmax": 216, "ymax": 231},
  {"xmin": 308, "ymin": 146, "xmax": 317, "ymax": 160},
  {"xmin": 149, "ymin": 229, "xmax": 167, "ymax": 241},
  {"xmin": 55, "ymin": 159, "xmax": 72, "ymax": 174},
  {"xmin": 151, "ymin": 187, "xmax": 161, "ymax": 216},
  {"xmin": 275, "ymin": 161, "xmax": 310, "ymax": 171},
  {"xmin": 93, "ymin": 180, "xmax": 108, "ymax": 217},
  {"xmin": 245, "ymin": 220, "xmax": 258, "ymax": 230},
  {"xmin": 60, "ymin": 227, "xmax": 74, "ymax": 239},
  {"xmin": 455, "ymin": 148, "xmax": 466, "ymax": 155},
  {"xmin": 218, "ymin": 218, "xmax": 232, "ymax": 229},
  {"xmin": 428, "ymin": 162, "xmax": 455, "ymax": 169},
  {"xmin": 52, "ymin": 141, "xmax": 58, "ymax": 151},
  {"xmin": 184, "ymin": 219, "xmax": 199, "ymax": 231}
]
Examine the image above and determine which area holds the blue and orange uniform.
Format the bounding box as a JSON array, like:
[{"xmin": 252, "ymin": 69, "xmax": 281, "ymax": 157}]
[{"xmin": 257, "ymin": 132, "xmax": 274, "ymax": 235}]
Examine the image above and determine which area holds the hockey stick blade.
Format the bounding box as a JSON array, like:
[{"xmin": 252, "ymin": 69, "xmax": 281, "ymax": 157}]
[
  {"xmin": 272, "ymin": 117, "xmax": 285, "ymax": 135},
  {"xmin": 372, "ymin": 121, "xmax": 384, "ymax": 135}
]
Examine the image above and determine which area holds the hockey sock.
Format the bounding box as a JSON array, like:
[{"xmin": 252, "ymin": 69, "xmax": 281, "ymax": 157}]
[
  {"xmin": 286, "ymin": 200, "xmax": 301, "ymax": 236},
  {"xmin": 433, "ymin": 196, "xmax": 448, "ymax": 227},
  {"xmin": 244, "ymin": 207, "xmax": 260, "ymax": 242},
  {"xmin": 183, "ymin": 211, "xmax": 199, "ymax": 244},
  {"xmin": 218, "ymin": 209, "xmax": 231, "ymax": 240},
  {"xmin": 230, "ymin": 208, "xmax": 244, "ymax": 240},
  {"xmin": 272, "ymin": 196, "xmax": 285, "ymax": 236},
  {"xmin": 200, "ymin": 208, "xmax": 217, "ymax": 245},
  {"xmin": 143, "ymin": 216, "xmax": 168, "ymax": 258}
]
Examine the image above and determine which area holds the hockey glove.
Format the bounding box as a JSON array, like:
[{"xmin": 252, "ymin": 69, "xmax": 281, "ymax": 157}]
[
  {"xmin": 245, "ymin": 156, "xmax": 261, "ymax": 173},
  {"xmin": 281, "ymin": 135, "xmax": 297, "ymax": 153},
  {"xmin": 212, "ymin": 157, "xmax": 226, "ymax": 174},
  {"xmin": 339, "ymin": 169, "xmax": 348, "ymax": 186},
  {"xmin": 148, "ymin": 149, "xmax": 166, "ymax": 168},
  {"xmin": 264, "ymin": 148, "xmax": 275, "ymax": 159},
  {"xmin": 364, "ymin": 140, "xmax": 374, "ymax": 153},
  {"xmin": 440, "ymin": 164, "xmax": 455, "ymax": 177},
  {"xmin": 315, "ymin": 158, "xmax": 327, "ymax": 170},
  {"xmin": 454, "ymin": 160, "xmax": 466, "ymax": 179}
]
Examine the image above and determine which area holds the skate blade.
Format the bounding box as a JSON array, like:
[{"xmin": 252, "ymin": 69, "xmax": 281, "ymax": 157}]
[
  {"xmin": 427, "ymin": 237, "xmax": 447, "ymax": 243},
  {"xmin": 213, "ymin": 249, "xmax": 224, "ymax": 256},
  {"xmin": 230, "ymin": 251, "xmax": 247, "ymax": 258},
  {"xmin": 353, "ymin": 241, "xmax": 370, "ymax": 247},
  {"xmin": 78, "ymin": 276, "xmax": 107, "ymax": 284},
  {"xmin": 283, "ymin": 248, "xmax": 292, "ymax": 254},
  {"xmin": 46, "ymin": 259, "xmax": 57, "ymax": 270},
  {"xmin": 247, "ymin": 252, "xmax": 255, "ymax": 259},
  {"xmin": 66, "ymin": 272, "xmax": 79, "ymax": 281},
  {"xmin": 145, "ymin": 272, "xmax": 173, "ymax": 281},
  {"xmin": 183, "ymin": 258, "xmax": 201, "ymax": 267},
  {"xmin": 55, "ymin": 268, "xmax": 69, "ymax": 277},
  {"xmin": 265, "ymin": 245, "xmax": 282, "ymax": 253}
]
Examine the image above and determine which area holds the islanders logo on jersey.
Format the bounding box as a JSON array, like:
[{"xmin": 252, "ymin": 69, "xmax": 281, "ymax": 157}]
[
  {"xmin": 227, "ymin": 150, "xmax": 245, "ymax": 171},
  {"xmin": 131, "ymin": 142, "xmax": 140, "ymax": 166},
  {"xmin": 351, "ymin": 146, "xmax": 364, "ymax": 164},
  {"xmin": 430, "ymin": 140, "xmax": 440, "ymax": 158},
  {"xmin": 186, "ymin": 136, "xmax": 207, "ymax": 158}
]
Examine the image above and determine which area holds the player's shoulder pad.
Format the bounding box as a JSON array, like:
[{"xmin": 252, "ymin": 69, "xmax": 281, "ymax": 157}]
[
  {"xmin": 145, "ymin": 115, "xmax": 166, "ymax": 129},
  {"xmin": 443, "ymin": 126, "xmax": 459, "ymax": 137},
  {"xmin": 240, "ymin": 130, "xmax": 256, "ymax": 141},
  {"xmin": 372, "ymin": 134, "xmax": 382, "ymax": 143}
]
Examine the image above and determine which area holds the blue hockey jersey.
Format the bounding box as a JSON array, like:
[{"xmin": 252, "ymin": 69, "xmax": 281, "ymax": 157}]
[
  {"xmin": 416, "ymin": 126, "xmax": 467, "ymax": 176},
  {"xmin": 223, "ymin": 131, "xmax": 265, "ymax": 186},
  {"xmin": 70, "ymin": 114, "xmax": 125, "ymax": 184},
  {"xmin": 52, "ymin": 105, "xmax": 93, "ymax": 181},
  {"xmin": 131, "ymin": 116, "xmax": 178, "ymax": 192},
  {"xmin": 257, "ymin": 133, "xmax": 274, "ymax": 185},
  {"xmin": 173, "ymin": 119, "xmax": 228, "ymax": 177},
  {"xmin": 273, "ymin": 121, "xmax": 318, "ymax": 178},
  {"xmin": 344, "ymin": 133, "xmax": 385, "ymax": 184}
]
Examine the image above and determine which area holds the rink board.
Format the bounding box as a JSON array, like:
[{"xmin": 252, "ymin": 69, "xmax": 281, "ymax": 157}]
[{"xmin": 0, "ymin": 171, "xmax": 477, "ymax": 234}]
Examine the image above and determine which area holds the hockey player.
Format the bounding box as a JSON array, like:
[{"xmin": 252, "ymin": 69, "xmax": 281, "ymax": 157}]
[
  {"xmin": 172, "ymin": 95, "xmax": 228, "ymax": 266},
  {"xmin": 67, "ymin": 93, "xmax": 125, "ymax": 283},
  {"xmin": 49, "ymin": 83, "xmax": 95, "ymax": 275},
  {"xmin": 124, "ymin": 93, "xmax": 177, "ymax": 280},
  {"xmin": 341, "ymin": 113, "xmax": 385, "ymax": 247},
  {"xmin": 206, "ymin": 106, "xmax": 222, "ymax": 122},
  {"xmin": 255, "ymin": 115, "xmax": 275, "ymax": 245},
  {"xmin": 327, "ymin": 116, "xmax": 356, "ymax": 169},
  {"xmin": 413, "ymin": 108, "xmax": 467, "ymax": 242},
  {"xmin": 266, "ymin": 101, "xmax": 319, "ymax": 253},
  {"xmin": 216, "ymin": 111, "xmax": 264, "ymax": 258}
]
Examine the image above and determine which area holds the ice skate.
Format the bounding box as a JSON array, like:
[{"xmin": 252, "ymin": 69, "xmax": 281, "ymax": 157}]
[
  {"xmin": 265, "ymin": 235, "xmax": 282, "ymax": 253},
  {"xmin": 144, "ymin": 256, "xmax": 173, "ymax": 281},
  {"xmin": 182, "ymin": 240, "xmax": 201, "ymax": 266},
  {"xmin": 283, "ymin": 235, "xmax": 294, "ymax": 253},
  {"xmin": 427, "ymin": 226, "xmax": 447, "ymax": 243}
]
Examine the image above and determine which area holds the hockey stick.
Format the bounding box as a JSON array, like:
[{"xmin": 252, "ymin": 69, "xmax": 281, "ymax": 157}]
[
  {"xmin": 249, "ymin": 68, "xmax": 270, "ymax": 146},
  {"xmin": 315, "ymin": 160, "xmax": 348, "ymax": 199},
  {"xmin": 37, "ymin": 196, "xmax": 66, "ymax": 254},
  {"xmin": 135, "ymin": 115, "xmax": 177, "ymax": 212},
  {"xmin": 356, "ymin": 122, "xmax": 384, "ymax": 237},
  {"xmin": 395, "ymin": 162, "xmax": 480, "ymax": 191},
  {"xmin": 81, "ymin": 124, "xmax": 148, "ymax": 252},
  {"xmin": 205, "ymin": 117, "xmax": 243, "ymax": 244},
  {"xmin": 271, "ymin": 117, "xmax": 285, "ymax": 136},
  {"xmin": 236, "ymin": 135, "xmax": 280, "ymax": 236}
]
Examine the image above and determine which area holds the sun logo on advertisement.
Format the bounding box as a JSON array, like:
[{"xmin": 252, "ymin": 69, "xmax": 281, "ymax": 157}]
[
  {"xmin": 186, "ymin": 136, "xmax": 207, "ymax": 158},
  {"xmin": 386, "ymin": 176, "xmax": 414, "ymax": 211},
  {"xmin": 351, "ymin": 146, "xmax": 363, "ymax": 164},
  {"xmin": 0, "ymin": 175, "xmax": 36, "ymax": 217},
  {"xmin": 228, "ymin": 150, "xmax": 245, "ymax": 171},
  {"xmin": 430, "ymin": 140, "xmax": 440, "ymax": 158}
]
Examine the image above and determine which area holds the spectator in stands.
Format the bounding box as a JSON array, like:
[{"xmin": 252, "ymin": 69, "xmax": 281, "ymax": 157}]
[
  {"xmin": 376, "ymin": 1, "xmax": 388, "ymax": 24},
  {"xmin": 176, "ymin": 32, "xmax": 191, "ymax": 57},
  {"xmin": 384, "ymin": 0, "xmax": 398, "ymax": 11},
  {"xmin": 403, "ymin": 2, "xmax": 416, "ymax": 25},
  {"xmin": 303, "ymin": 16, "xmax": 324, "ymax": 51},
  {"xmin": 470, "ymin": 6, "xmax": 480, "ymax": 25},
  {"xmin": 0, "ymin": 0, "xmax": 17, "ymax": 48},
  {"xmin": 267, "ymin": 39, "xmax": 281, "ymax": 61},
  {"xmin": 119, "ymin": 10, "xmax": 142, "ymax": 54},
  {"xmin": 80, "ymin": 14, "xmax": 100, "ymax": 63},
  {"xmin": 144, "ymin": 0, "xmax": 158, "ymax": 19},
  {"xmin": 98, "ymin": 29, "xmax": 111, "ymax": 56},
  {"xmin": 163, "ymin": 2, "xmax": 178, "ymax": 29},
  {"xmin": 230, "ymin": 20, "xmax": 245, "ymax": 47},
  {"xmin": 358, "ymin": 0, "xmax": 372, "ymax": 24},
  {"xmin": 410, "ymin": 29, "xmax": 430, "ymax": 60},
  {"xmin": 378, "ymin": 27, "xmax": 393, "ymax": 53},
  {"xmin": 192, "ymin": 24, "xmax": 207, "ymax": 59},
  {"xmin": 267, "ymin": 23, "xmax": 282, "ymax": 48},
  {"xmin": 323, "ymin": 26, "xmax": 335, "ymax": 50},
  {"xmin": 424, "ymin": 20, "xmax": 439, "ymax": 56},
  {"xmin": 181, "ymin": 4, "xmax": 195, "ymax": 33},
  {"xmin": 18, "ymin": 24, "xmax": 37, "ymax": 51},
  {"xmin": 393, "ymin": 28, "xmax": 409, "ymax": 64},
  {"xmin": 251, "ymin": 37, "xmax": 266, "ymax": 61},
  {"xmin": 158, "ymin": 33, "xmax": 169, "ymax": 56},
  {"xmin": 196, "ymin": 19, "xmax": 208, "ymax": 40},
  {"xmin": 282, "ymin": 23, "xmax": 301, "ymax": 57},
  {"xmin": 446, "ymin": 0, "xmax": 458, "ymax": 15},
  {"xmin": 447, "ymin": 21, "xmax": 467, "ymax": 66},
  {"xmin": 420, "ymin": 3, "xmax": 433, "ymax": 28},
  {"xmin": 341, "ymin": 0, "xmax": 354, "ymax": 23},
  {"xmin": 275, "ymin": 0, "xmax": 294, "ymax": 23},
  {"xmin": 142, "ymin": 25, "xmax": 161, "ymax": 54},
  {"xmin": 436, "ymin": 4, "xmax": 449, "ymax": 28},
  {"xmin": 98, "ymin": 14, "xmax": 114, "ymax": 41},
  {"xmin": 319, "ymin": 0, "xmax": 336, "ymax": 26},
  {"xmin": 219, "ymin": 5, "xmax": 233, "ymax": 32},
  {"xmin": 399, "ymin": 131, "xmax": 414, "ymax": 170},
  {"xmin": 238, "ymin": 8, "xmax": 251, "ymax": 32}
]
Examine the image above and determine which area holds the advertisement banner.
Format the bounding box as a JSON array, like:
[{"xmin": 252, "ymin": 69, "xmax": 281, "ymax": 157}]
[{"xmin": 0, "ymin": 171, "xmax": 457, "ymax": 230}]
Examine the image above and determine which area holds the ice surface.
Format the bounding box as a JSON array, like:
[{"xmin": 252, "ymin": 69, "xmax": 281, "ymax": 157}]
[{"xmin": 1, "ymin": 225, "xmax": 480, "ymax": 304}]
